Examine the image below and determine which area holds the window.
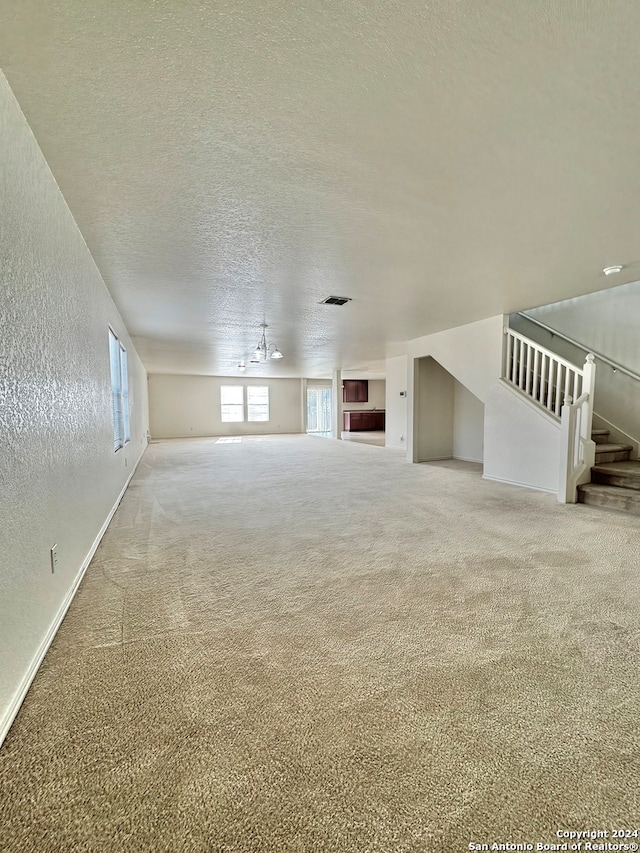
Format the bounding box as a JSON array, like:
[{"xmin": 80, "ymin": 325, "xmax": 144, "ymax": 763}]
[
  {"xmin": 220, "ymin": 385, "xmax": 270, "ymax": 423},
  {"xmin": 109, "ymin": 329, "xmax": 130, "ymax": 451},
  {"xmin": 221, "ymin": 385, "xmax": 244, "ymax": 422},
  {"xmin": 247, "ymin": 386, "xmax": 269, "ymax": 422}
]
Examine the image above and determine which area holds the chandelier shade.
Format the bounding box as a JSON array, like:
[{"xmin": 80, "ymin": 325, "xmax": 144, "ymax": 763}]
[{"xmin": 250, "ymin": 324, "xmax": 283, "ymax": 363}]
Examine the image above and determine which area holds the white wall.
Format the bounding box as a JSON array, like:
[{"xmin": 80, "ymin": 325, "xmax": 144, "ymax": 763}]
[
  {"xmin": 385, "ymin": 355, "xmax": 408, "ymax": 449},
  {"xmin": 411, "ymin": 362, "xmax": 484, "ymax": 463},
  {"xmin": 523, "ymin": 279, "xmax": 640, "ymax": 375},
  {"xmin": 484, "ymin": 382, "xmax": 561, "ymax": 492},
  {"xmin": 512, "ymin": 312, "xmax": 640, "ymax": 452},
  {"xmin": 0, "ymin": 72, "xmax": 149, "ymax": 744},
  {"xmin": 406, "ymin": 315, "xmax": 504, "ymax": 463},
  {"xmin": 149, "ymin": 375, "xmax": 304, "ymax": 438},
  {"xmin": 404, "ymin": 314, "xmax": 562, "ymax": 491},
  {"xmin": 415, "ymin": 358, "xmax": 454, "ymax": 461},
  {"xmin": 453, "ymin": 381, "xmax": 484, "ymax": 463}
]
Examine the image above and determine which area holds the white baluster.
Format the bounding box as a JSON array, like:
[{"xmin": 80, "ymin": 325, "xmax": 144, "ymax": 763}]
[
  {"xmin": 518, "ymin": 341, "xmax": 525, "ymax": 389},
  {"xmin": 506, "ymin": 332, "xmax": 513, "ymax": 382},
  {"xmin": 554, "ymin": 360, "xmax": 562, "ymax": 416},
  {"xmin": 550, "ymin": 356, "xmax": 556, "ymax": 410},
  {"xmin": 533, "ymin": 348, "xmax": 541, "ymax": 402}
]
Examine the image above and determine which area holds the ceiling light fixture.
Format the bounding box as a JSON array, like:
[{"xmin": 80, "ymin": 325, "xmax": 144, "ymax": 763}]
[
  {"xmin": 250, "ymin": 323, "xmax": 283, "ymax": 363},
  {"xmin": 603, "ymin": 264, "xmax": 624, "ymax": 275}
]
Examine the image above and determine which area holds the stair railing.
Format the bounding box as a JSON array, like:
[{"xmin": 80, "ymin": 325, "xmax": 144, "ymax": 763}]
[
  {"xmin": 558, "ymin": 354, "xmax": 596, "ymax": 503},
  {"xmin": 503, "ymin": 327, "xmax": 585, "ymax": 419},
  {"xmin": 503, "ymin": 327, "xmax": 596, "ymax": 503}
]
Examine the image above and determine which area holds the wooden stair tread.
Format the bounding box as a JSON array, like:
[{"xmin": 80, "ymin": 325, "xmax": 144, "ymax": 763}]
[
  {"xmin": 579, "ymin": 482, "xmax": 640, "ymax": 496},
  {"xmin": 594, "ymin": 443, "xmax": 633, "ymax": 453},
  {"xmin": 592, "ymin": 459, "xmax": 640, "ymax": 475},
  {"xmin": 578, "ymin": 482, "xmax": 640, "ymax": 515},
  {"xmin": 591, "ymin": 459, "xmax": 640, "ymax": 492}
]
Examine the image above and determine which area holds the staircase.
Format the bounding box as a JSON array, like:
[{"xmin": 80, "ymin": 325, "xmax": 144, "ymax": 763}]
[{"xmin": 577, "ymin": 429, "xmax": 640, "ymax": 516}]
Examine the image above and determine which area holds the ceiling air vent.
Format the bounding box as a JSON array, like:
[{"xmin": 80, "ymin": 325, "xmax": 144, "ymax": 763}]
[{"xmin": 320, "ymin": 296, "xmax": 352, "ymax": 306}]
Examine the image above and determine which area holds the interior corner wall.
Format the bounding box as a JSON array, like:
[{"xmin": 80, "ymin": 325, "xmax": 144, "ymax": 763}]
[
  {"xmin": 405, "ymin": 315, "xmax": 504, "ymax": 463},
  {"xmin": 415, "ymin": 357, "xmax": 454, "ymax": 461},
  {"xmin": 148, "ymin": 374, "xmax": 304, "ymax": 438},
  {"xmin": 0, "ymin": 72, "xmax": 149, "ymax": 745},
  {"xmin": 385, "ymin": 355, "xmax": 408, "ymax": 449},
  {"xmin": 453, "ymin": 381, "xmax": 484, "ymax": 463}
]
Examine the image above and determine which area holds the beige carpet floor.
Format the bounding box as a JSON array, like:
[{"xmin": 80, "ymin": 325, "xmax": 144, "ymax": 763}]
[{"xmin": 1, "ymin": 435, "xmax": 639, "ymax": 852}]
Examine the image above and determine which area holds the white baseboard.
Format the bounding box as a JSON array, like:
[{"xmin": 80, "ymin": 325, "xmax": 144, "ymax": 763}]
[
  {"xmin": 0, "ymin": 450, "xmax": 145, "ymax": 748},
  {"xmin": 482, "ymin": 473, "xmax": 556, "ymax": 494}
]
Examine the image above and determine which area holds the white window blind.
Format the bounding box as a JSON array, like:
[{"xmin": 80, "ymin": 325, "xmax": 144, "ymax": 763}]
[
  {"xmin": 221, "ymin": 385, "xmax": 244, "ymax": 422},
  {"xmin": 120, "ymin": 345, "xmax": 130, "ymax": 443},
  {"xmin": 247, "ymin": 386, "xmax": 269, "ymax": 422},
  {"xmin": 109, "ymin": 329, "xmax": 130, "ymax": 451}
]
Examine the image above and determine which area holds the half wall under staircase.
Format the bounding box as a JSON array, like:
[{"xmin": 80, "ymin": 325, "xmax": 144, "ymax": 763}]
[
  {"xmin": 501, "ymin": 326, "xmax": 596, "ymax": 503},
  {"xmin": 502, "ymin": 322, "xmax": 640, "ymax": 513}
]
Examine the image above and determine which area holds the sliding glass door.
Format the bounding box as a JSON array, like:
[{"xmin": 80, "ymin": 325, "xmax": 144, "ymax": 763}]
[{"xmin": 306, "ymin": 387, "xmax": 332, "ymax": 433}]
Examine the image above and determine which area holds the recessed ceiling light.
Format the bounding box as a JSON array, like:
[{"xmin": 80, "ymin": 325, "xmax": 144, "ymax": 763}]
[{"xmin": 603, "ymin": 265, "xmax": 624, "ymax": 275}]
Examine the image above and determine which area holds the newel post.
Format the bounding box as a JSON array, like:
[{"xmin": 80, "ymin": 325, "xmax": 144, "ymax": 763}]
[
  {"xmin": 581, "ymin": 353, "xmax": 597, "ymax": 472},
  {"xmin": 558, "ymin": 397, "xmax": 576, "ymax": 503},
  {"xmin": 582, "ymin": 354, "xmax": 596, "ymax": 428}
]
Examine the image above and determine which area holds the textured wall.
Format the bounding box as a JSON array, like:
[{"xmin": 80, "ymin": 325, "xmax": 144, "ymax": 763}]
[
  {"xmin": 148, "ymin": 375, "xmax": 303, "ymax": 438},
  {"xmin": 384, "ymin": 355, "xmax": 408, "ymax": 450},
  {"xmin": 0, "ymin": 72, "xmax": 149, "ymax": 740}
]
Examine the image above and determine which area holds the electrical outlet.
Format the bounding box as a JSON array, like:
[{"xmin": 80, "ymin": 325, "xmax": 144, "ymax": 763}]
[{"xmin": 50, "ymin": 544, "xmax": 58, "ymax": 574}]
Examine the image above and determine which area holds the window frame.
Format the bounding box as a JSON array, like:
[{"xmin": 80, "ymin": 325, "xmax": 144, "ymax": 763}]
[
  {"xmin": 219, "ymin": 385, "xmax": 271, "ymax": 424},
  {"xmin": 247, "ymin": 385, "xmax": 270, "ymax": 423},
  {"xmin": 108, "ymin": 328, "xmax": 130, "ymax": 452},
  {"xmin": 220, "ymin": 385, "xmax": 245, "ymax": 423}
]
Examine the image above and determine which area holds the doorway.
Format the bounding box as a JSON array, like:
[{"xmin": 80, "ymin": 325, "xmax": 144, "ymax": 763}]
[
  {"xmin": 413, "ymin": 356, "xmax": 484, "ymax": 464},
  {"xmin": 306, "ymin": 386, "xmax": 332, "ymax": 434}
]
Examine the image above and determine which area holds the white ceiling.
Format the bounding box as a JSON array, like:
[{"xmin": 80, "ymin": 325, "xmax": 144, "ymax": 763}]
[{"xmin": 2, "ymin": 1, "xmax": 640, "ymax": 378}]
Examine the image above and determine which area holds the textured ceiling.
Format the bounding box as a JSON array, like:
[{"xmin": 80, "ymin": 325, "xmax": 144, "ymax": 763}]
[{"xmin": 2, "ymin": 1, "xmax": 640, "ymax": 378}]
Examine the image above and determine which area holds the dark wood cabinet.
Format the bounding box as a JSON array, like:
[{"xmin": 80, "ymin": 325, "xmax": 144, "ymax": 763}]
[
  {"xmin": 343, "ymin": 380, "xmax": 368, "ymax": 403},
  {"xmin": 348, "ymin": 412, "xmax": 364, "ymax": 431},
  {"xmin": 343, "ymin": 410, "xmax": 385, "ymax": 431}
]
